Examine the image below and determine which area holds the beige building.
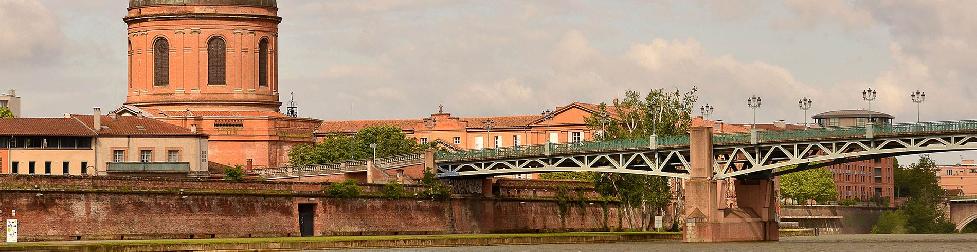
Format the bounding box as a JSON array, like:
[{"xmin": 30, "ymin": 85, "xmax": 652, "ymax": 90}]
[
  {"xmin": 813, "ymin": 110, "xmax": 893, "ymax": 127},
  {"xmin": 1, "ymin": 89, "xmax": 21, "ymax": 117},
  {"xmin": 0, "ymin": 110, "xmax": 209, "ymax": 177}
]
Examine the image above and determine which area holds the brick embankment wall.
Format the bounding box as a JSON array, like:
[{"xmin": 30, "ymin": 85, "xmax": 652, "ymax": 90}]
[{"xmin": 0, "ymin": 175, "xmax": 624, "ymax": 241}]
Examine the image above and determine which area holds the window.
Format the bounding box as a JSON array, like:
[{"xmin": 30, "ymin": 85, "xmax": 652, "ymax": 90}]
[
  {"xmin": 513, "ymin": 135, "xmax": 521, "ymax": 147},
  {"xmin": 81, "ymin": 162, "xmax": 88, "ymax": 175},
  {"xmin": 420, "ymin": 138, "xmax": 429, "ymax": 144},
  {"xmin": 208, "ymin": 37, "xmax": 226, "ymax": 85},
  {"xmin": 828, "ymin": 118, "xmax": 840, "ymax": 127},
  {"xmin": 549, "ymin": 132, "xmax": 559, "ymax": 143},
  {"xmin": 570, "ymin": 132, "xmax": 583, "ymax": 143},
  {"xmin": 28, "ymin": 161, "xmax": 35, "ymax": 174},
  {"xmin": 11, "ymin": 162, "xmax": 18, "ymax": 174},
  {"xmin": 153, "ymin": 37, "xmax": 169, "ymax": 86},
  {"xmin": 875, "ymin": 187, "xmax": 883, "ymax": 197},
  {"xmin": 140, "ymin": 150, "xmax": 153, "ymax": 163},
  {"xmin": 453, "ymin": 137, "xmax": 461, "ymax": 145},
  {"xmin": 474, "ymin": 136, "xmax": 484, "ymax": 150},
  {"xmin": 167, "ymin": 150, "xmax": 180, "ymax": 162},
  {"xmin": 258, "ymin": 38, "xmax": 269, "ymax": 87},
  {"xmin": 494, "ymin": 136, "xmax": 502, "ymax": 148},
  {"xmin": 113, "ymin": 150, "xmax": 125, "ymax": 162},
  {"xmin": 856, "ymin": 118, "xmax": 867, "ymax": 127},
  {"xmin": 62, "ymin": 162, "xmax": 69, "ymax": 175}
]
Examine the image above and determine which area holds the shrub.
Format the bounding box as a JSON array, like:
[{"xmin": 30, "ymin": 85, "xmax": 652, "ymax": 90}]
[
  {"xmin": 224, "ymin": 165, "xmax": 245, "ymax": 181},
  {"xmin": 419, "ymin": 169, "xmax": 451, "ymax": 200},
  {"xmin": 382, "ymin": 181, "xmax": 406, "ymax": 199},
  {"xmin": 839, "ymin": 198, "xmax": 858, "ymax": 206},
  {"xmin": 872, "ymin": 210, "xmax": 908, "ymax": 234},
  {"xmin": 327, "ymin": 180, "xmax": 362, "ymax": 198}
]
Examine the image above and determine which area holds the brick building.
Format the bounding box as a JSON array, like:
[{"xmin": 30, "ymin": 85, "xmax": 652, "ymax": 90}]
[
  {"xmin": 317, "ymin": 102, "xmax": 604, "ymax": 150},
  {"xmin": 938, "ymin": 160, "xmax": 977, "ymax": 196},
  {"xmin": 0, "ymin": 110, "xmax": 209, "ymax": 177},
  {"xmin": 121, "ymin": 0, "xmax": 319, "ymax": 169}
]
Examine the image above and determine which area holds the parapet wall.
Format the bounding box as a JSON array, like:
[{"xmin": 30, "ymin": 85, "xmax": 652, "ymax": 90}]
[{"xmin": 0, "ymin": 175, "xmax": 624, "ymax": 241}]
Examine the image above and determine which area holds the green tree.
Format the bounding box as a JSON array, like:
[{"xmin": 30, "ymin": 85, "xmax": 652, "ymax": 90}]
[
  {"xmin": 779, "ymin": 166, "xmax": 838, "ymax": 205},
  {"xmin": 872, "ymin": 210, "xmax": 908, "ymax": 234},
  {"xmin": 381, "ymin": 181, "xmax": 406, "ymax": 199},
  {"xmin": 0, "ymin": 107, "xmax": 13, "ymax": 119},
  {"xmin": 876, "ymin": 155, "xmax": 954, "ymax": 233},
  {"xmin": 327, "ymin": 179, "xmax": 362, "ymax": 198},
  {"xmin": 556, "ymin": 88, "xmax": 696, "ymax": 230},
  {"xmin": 224, "ymin": 165, "xmax": 245, "ymax": 181},
  {"xmin": 288, "ymin": 126, "xmax": 422, "ymax": 166}
]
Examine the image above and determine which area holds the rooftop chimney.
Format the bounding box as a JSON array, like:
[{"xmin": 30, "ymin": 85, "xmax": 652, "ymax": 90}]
[
  {"xmin": 93, "ymin": 107, "xmax": 102, "ymax": 131},
  {"xmin": 6, "ymin": 89, "xmax": 14, "ymax": 97},
  {"xmin": 774, "ymin": 120, "xmax": 786, "ymax": 129}
]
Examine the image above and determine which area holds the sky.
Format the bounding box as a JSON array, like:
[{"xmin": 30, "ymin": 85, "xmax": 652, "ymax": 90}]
[{"xmin": 2, "ymin": 0, "xmax": 977, "ymax": 164}]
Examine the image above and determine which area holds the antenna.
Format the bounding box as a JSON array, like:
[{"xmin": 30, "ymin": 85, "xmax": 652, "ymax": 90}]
[{"xmin": 286, "ymin": 92, "xmax": 298, "ymax": 118}]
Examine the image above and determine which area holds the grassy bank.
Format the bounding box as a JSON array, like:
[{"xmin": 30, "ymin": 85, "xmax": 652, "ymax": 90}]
[{"xmin": 0, "ymin": 232, "xmax": 680, "ymax": 251}]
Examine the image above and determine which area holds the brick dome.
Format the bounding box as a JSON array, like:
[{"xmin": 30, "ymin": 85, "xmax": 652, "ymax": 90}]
[{"xmin": 129, "ymin": 0, "xmax": 277, "ymax": 8}]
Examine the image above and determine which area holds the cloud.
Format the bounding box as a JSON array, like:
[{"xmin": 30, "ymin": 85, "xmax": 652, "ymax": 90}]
[
  {"xmin": 778, "ymin": 0, "xmax": 875, "ymax": 31},
  {"xmin": 0, "ymin": 0, "xmax": 64, "ymax": 66}
]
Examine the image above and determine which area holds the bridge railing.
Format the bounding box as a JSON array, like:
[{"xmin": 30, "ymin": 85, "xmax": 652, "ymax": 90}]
[{"xmin": 436, "ymin": 120, "xmax": 977, "ymax": 163}]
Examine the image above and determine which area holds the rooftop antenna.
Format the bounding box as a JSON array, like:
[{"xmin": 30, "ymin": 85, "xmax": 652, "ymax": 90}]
[{"xmin": 286, "ymin": 92, "xmax": 298, "ymax": 118}]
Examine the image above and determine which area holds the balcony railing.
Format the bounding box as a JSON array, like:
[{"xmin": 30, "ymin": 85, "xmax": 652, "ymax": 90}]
[{"xmin": 106, "ymin": 162, "xmax": 191, "ymax": 173}]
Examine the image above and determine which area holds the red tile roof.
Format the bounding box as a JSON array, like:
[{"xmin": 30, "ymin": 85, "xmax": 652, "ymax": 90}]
[
  {"xmin": 72, "ymin": 115, "xmax": 206, "ymax": 137},
  {"xmin": 150, "ymin": 110, "xmax": 287, "ymax": 118},
  {"xmin": 461, "ymin": 115, "xmax": 542, "ymax": 129},
  {"xmin": 0, "ymin": 118, "xmax": 95, "ymax": 136},
  {"xmin": 318, "ymin": 119, "xmax": 423, "ymax": 134}
]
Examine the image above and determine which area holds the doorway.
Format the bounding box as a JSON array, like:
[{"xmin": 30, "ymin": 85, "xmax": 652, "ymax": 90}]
[{"xmin": 298, "ymin": 204, "xmax": 316, "ymax": 237}]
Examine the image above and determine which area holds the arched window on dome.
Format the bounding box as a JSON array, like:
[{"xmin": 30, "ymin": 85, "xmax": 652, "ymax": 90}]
[
  {"xmin": 258, "ymin": 38, "xmax": 269, "ymax": 87},
  {"xmin": 208, "ymin": 36, "xmax": 226, "ymax": 85},
  {"xmin": 153, "ymin": 37, "xmax": 169, "ymax": 86}
]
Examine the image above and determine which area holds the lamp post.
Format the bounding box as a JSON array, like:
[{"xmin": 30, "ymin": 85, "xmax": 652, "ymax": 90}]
[
  {"xmin": 700, "ymin": 104, "xmax": 714, "ymax": 120},
  {"xmin": 747, "ymin": 95, "xmax": 762, "ymax": 130},
  {"xmin": 482, "ymin": 119, "xmax": 495, "ymax": 149},
  {"xmin": 798, "ymin": 97, "xmax": 813, "ymax": 129},
  {"xmin": 369, "ymin": 143, "xmax": 377, "ymax": 161},
  {"xmin": 862, "ymin": 88, "xmax": 877, "ymax": 126},
  {"xmin": 911, "ymin": 90, "xmax": 926, "ymax": 123}
]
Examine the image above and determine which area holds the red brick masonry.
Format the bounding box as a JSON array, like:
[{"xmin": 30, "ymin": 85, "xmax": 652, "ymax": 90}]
[{"xmin": 0, "ymin": 176, "xmax": 624, "ymax": 241}]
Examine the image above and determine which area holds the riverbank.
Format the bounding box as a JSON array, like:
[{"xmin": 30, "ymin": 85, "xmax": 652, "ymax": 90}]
[{"xmin": 0, "ymin": 232, "xmax": 680, "ymax": 252}]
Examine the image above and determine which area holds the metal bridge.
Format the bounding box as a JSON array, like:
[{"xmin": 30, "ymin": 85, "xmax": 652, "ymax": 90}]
[{"xmin": 435, "ymin": 120, "xmax": 977, "ymax": 179}]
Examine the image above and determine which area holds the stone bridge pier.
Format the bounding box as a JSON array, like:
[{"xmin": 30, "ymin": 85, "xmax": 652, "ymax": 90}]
[{"xmin": 684, "ymin": 125, "xmax": 779, "ymax": 242}]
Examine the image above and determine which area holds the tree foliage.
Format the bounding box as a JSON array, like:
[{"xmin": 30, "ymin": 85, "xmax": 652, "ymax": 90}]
[
  {"xmin": 554, "ymin": 88, "xmax": 696, "ymax": 230},
  {"xmin": 224, "ymin": 165, "xmax": 245, "ymax": 182},
  {"xmin": 327, "ymin": 179, "xmax": 362, "ymax": 198},
  {"xmin": 874, "ymin": 155, "xmax": 954, "ymax": 233},
  {"xmin": 779, "ymin": 166, "xmax": 838, "ymax": 205},
  {"xmin": 0, "ymin": 107, "xmax": 13, "ymax": 119},
  {"xmin": 288, "ymin": 126, "xmax": 422, "ymax": 166}
]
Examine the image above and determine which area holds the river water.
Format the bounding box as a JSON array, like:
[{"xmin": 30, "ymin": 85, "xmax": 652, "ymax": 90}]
[{"xmin": 346, "ymin": 234, "xmax": 977, "ymax": 252}]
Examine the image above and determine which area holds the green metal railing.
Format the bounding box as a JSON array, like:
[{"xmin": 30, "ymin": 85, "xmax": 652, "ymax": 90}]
[
  {"xmin": 106, "ymin": 162, "xmax": 191, "ymax": 172},
  {"xmin": 436, "ymin": 120, "xmax": 977, "ymax": 162}
]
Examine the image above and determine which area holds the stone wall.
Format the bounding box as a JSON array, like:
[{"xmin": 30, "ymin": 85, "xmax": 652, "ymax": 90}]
[
  {"xmin": 780, "ymin": 205, "xmax": 891, "ymax": 234},
  {"xmin": 0, "ymin": 175, "xmax": 622, "ymax": 241}
]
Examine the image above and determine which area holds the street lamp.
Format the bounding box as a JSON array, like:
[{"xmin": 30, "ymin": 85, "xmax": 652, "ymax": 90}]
[
  {"xmin": 798, "ymin": 97, "xmax": 813, "ymax": 129},
  {"xmin": 862, "ymin": 88, "xmax": 877, "ymax": 126},
  {"xmin": 369, "ymin": 143, "xmax": 377, "ymax": 161},
  {"xmin": 911, "ymin": 90, "xmax": 926, "ymax": 123},
  {"xmin": 482, "ymin": 119, "xmax": 495, "ymax": 149},
  {"xmin": 700, "ymin": 104, "xmax": 714, "ymax": 120},
  {"xmin": 747, "ymin": 95, "xmax": 762, "ymax": 130}
]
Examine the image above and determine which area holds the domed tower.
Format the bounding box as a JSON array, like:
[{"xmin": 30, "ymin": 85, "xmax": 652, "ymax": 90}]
[{"xmin": 124, "ymin": 0, "xmax": 281, "ymax": 112}]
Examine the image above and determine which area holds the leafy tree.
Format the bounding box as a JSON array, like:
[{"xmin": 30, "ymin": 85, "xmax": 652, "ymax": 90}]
[
  {"xmin": 876, "ymin": 155, "xmax": 954, "ymax": 233},
  {"xmin": 0, "ymin": 107, "xmax": 13, "ymax": 119},
  {"xmin": 327, "ymin": 180, "xmax": 362, "ymax": 198},
  {"xmin": 224, "ymin": 165, "xmax": 245, "ymax": 181},
  {"xmin": 539, "ymin": 171, "xmax": 596, "ymax": 181},
  {"xmin": 289, "ymin": 126, "xmax": 421, "ymax": 166},
  {"xmin": 418, "ymin": 168, "xmax": 451, "ymax": 200},
  {"xmin": 872, "ymin": 210, "xmax": 908, "ymax": 234},
  {"xmin": 779, "ymin": 165, "xmax": 838, "ymax": 205},
  {"xmin": 382, "ymin": 181, "xmax": 406, "ymax": 199},
  {"xmin": 551, "ymin": 88, "xmax": 696, "ymax": 230}
]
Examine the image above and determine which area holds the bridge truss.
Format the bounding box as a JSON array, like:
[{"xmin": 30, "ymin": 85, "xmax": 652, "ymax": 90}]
[{"xmin": 436, "ymin": 121, "xmax": 977, "ymax": 179}]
